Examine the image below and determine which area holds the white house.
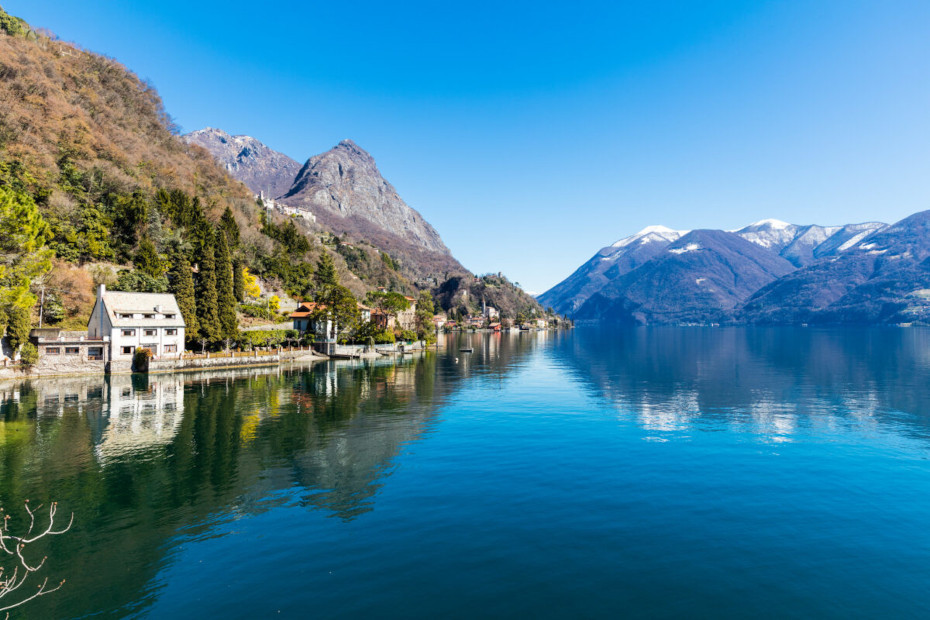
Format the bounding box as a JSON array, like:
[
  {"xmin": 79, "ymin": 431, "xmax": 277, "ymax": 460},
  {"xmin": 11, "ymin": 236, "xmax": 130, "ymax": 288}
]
[{"xmin": 88, "ymin": 285, "xmax": 186, "ymax": 360}]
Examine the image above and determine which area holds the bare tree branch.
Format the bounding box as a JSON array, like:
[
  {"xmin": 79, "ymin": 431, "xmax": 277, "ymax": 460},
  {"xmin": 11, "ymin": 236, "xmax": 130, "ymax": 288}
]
[{"xmin": 0, "ymin": 501, "xmax": 72, "ymax": 613}]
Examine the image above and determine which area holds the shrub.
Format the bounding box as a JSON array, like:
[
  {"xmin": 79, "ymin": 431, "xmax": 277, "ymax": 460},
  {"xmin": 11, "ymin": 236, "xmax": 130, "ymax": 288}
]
[
  {"xmin": 132, "ymin": 347, "xmax": 152, "ymax": 372},
  {"xmin": 374, "ymin": 329, "xmax": 395, "ymax": 344},
  {"xmin": 397, "ymin": 329, "xmax": 416, "ymax": 342},
  {"xmin": 19, "ymin": 342, "xmax": 38, "ymax": 366},
  {"xmin": 240, "ymin": 330, "xmax": 287, "ymax": 348}
]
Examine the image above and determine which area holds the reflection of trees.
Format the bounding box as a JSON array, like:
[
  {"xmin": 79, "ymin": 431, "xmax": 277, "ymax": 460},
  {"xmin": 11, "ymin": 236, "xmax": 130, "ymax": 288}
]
[
  {"xmin": 560, "ymin": 327, "xmax": 930, "ymax": 439},
  {"xmin": 0, "ymin": 353, "xmax": 475, "ymax": 618}
]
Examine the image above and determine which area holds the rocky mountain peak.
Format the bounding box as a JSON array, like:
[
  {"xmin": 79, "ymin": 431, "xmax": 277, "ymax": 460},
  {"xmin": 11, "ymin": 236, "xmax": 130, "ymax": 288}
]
[
  {"xmin": 183, "ymin": 128, "xmax": 301, "ymax": 198},
  {"xmin": 280, "ymin": 140, "xmax": 464, "ymax": 277}
]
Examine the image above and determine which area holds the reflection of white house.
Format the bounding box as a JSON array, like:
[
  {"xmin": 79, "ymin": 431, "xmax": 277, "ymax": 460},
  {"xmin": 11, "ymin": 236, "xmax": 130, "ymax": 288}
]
[
  {"xmin": 88, "ymin": 285, "xmax": 185, "ymax": 360},
  {"xmin": 94, "ymin": 374, "xmax": 184, "ymax": 464}
]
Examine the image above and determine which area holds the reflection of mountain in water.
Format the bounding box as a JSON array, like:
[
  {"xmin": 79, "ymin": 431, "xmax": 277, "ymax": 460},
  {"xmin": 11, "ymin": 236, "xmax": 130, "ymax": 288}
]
[
  {"xmin": 559, "ymin": 327, "xmax": 930, "ymax": 440},
  {"xmin": 0, "ymin": 354, "xmax": 482, "ymax": 618},
  {"xmin": 0, "ymin": 335, "xmax": 553, "ymax": 617}
]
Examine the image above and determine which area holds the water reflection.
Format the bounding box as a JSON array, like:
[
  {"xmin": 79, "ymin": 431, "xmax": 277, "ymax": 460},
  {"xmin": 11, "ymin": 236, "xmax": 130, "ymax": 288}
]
[
  {"xmin": 3, "ymin": 328, "xmax": 929, "ymax": 617},
  {"xmin": 0, "ymin": 354, "xmax": 480, "ymax": 618},
  {"xmin": 559, "ymin": 327, "xmax": 930, "ymax": 442}
]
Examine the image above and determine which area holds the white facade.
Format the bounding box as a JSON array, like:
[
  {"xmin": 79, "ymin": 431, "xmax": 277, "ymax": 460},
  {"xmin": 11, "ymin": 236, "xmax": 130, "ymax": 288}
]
[{"xmin": 88, "ymin": 285, "xmax": 186, "ymax": 360}]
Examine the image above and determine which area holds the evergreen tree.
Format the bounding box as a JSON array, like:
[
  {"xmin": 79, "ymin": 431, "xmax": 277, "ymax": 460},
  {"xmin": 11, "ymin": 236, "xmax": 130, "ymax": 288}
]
[
  {"xmin": 0, "ymin": 186, "xmax": 51, "ymax": 336},
  {"xmin": 220, "ymin": 207, "xmax": 240, "ymax": 248},
  {"xmin": 168, "ymin": 248, "xmax": 198, "ymax": 342},
  {"xmin": 314, "ymin": 252, "xmax": 338, "ymax": 294},
  {"xmin": 133, "ymin": 237, "xmax": 164, "ymax": 278},
  {"xmin": 6, "ymin": 305, "xmax": 31, "ymax": 352},
  {"xmin": 215, "ymin": 230, "xmax": 238, "ymax": 339},
  {"xmin": 195, "ymin": 235, "xmax": 220, "ymax": 342},
  {"xmin": 233, "ymin": 258, "xmax": 245, "ymax": 302}
]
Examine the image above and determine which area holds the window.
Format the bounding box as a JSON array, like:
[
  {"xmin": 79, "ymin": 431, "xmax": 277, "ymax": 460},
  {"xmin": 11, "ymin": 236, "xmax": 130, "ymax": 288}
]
[
  {"xmin": 121, "ymin": 346, "xmax": 134, "ymax": 355},
  {"xmin": 144, "ymin": 314, "xmax": 154, "ymax": 319},
  {"xmin": 122, "ymin": 329, "xmax": 136, "ymax": 337},
  {"xmin": 166, "ymin": 329, "xmax": 177, "ymax": 336},
  {"xmin": 164, "ymin": 344, "xmax": 177, "ymax": 353},
  {"xmin": 164, "ymin": 314, "xmax": 175, "ymax": 319},
  {"xmin": 144, "ymin": 329, "xmax": 157, "ymax": 337},
  {"xmin": 120, "ymin": 313, "xmax": 134, "ymax": 319},
  {"xmin": 46, "ymin": 347, "xmax": 60, "ymax": 355},
  {"xmin": 88, "ymin": 347, "xmax": 103, "ymax": 360},
  {"xmin": 65, "ymin": 347, "xmax": 79, "ymax": 355}
]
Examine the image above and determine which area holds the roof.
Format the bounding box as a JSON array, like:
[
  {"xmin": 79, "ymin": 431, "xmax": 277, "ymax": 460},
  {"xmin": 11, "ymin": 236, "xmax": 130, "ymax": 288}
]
[
  {"xmin": 101, "ymin": 291, "xmax": 185, "ymax": 328},
  {"xmin": 291, "ymin": 301, "xmax": 326, "ymax": 318},
  {"xmin": 30, "ymin": 329, "xmax": 105, "ymax": 343}
]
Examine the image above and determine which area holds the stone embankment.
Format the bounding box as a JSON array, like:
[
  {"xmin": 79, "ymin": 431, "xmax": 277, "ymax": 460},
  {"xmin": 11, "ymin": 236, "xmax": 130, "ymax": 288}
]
[{"xmin": 0, "ymin": 347, "xmax": 327, "ymax": 381}]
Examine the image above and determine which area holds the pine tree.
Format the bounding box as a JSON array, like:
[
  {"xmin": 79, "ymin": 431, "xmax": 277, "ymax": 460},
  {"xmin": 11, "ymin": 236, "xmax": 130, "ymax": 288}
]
[
  {"xmin": 168, "ymin": 248, "xmax": 198, "ymax": 343},
  {"xmin": 215, "ymin": 230, "xmax": 238, "ymax": 339},
  {"xmin": 220, "ymin": 206, "xmax": 240, "ymax": 248},
  {"xmin": 195, "ymin": 235, "xmax": 220, "ymax": 342},
  {"xmin": 133, "ymin": 237, "xmax": 163, "ymax": 278},
  {"xmin": 233, "ymin": 258, "xmax": 245, "ymax": 302},
  {"xmin": 314, "ymin": 252, "xmax": 338, "ymax": 293}
]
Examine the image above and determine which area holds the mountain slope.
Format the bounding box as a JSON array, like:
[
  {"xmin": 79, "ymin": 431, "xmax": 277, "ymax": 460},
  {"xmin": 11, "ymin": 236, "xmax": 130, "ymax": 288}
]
[
  {"xmin": 734, "ymin": 219, "xmax": 887, "ymax": 267},
  {"xmin": 0, "ymin": 27, "xmax": 252, "ymax": 218},
  {"xmin": 183, "ymin": 128, "xmax": 300, "ymax": 198},
  {"xmin": 576, "ymin": 230, "xmax": 796, "ymax": 324},
  {"xmin": 280, "ymin": 139, "xmax": 465, "ymax": 279},
  {"xmin": 741, "ymin": 210, "xmax": 930, "ymax": 324},
  {"xmin": 537, "ymin": 225, "xmax": 686, "ymax": 314}
]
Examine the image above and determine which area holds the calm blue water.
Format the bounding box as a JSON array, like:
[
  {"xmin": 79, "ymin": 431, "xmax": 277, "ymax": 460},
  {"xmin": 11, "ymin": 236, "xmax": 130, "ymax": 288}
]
[{"xmin": 2, "ymin": 328, "xmax": 930, "ymax": 618}]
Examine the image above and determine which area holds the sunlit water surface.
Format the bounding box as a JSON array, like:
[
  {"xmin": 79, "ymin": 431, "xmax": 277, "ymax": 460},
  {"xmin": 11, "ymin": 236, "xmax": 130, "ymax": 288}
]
[{"xmin": 2, "ymin": 328, "xmax": 930, "ymax": 618}]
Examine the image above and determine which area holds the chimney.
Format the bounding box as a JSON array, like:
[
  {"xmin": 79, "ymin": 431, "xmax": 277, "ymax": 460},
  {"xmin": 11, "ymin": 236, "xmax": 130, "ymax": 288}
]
[{"xmin": 98, "ymin": 283, "xmax": 105, "ymax": 298}]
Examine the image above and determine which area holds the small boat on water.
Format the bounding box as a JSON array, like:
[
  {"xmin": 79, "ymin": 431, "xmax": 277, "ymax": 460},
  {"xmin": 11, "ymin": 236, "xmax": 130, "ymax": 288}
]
[{"xmin": 459, "ymin": 347, "xmax": 474, "ymax": 353}]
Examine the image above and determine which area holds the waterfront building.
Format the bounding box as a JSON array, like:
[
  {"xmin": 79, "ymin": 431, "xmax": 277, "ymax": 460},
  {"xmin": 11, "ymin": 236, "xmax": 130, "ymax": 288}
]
[
  {"xmin": 28, "ymin": 328, "xmax": 109, "ymax": 375},
  {"xmin": 88, "ymin": 285, "xmax": 186, "ymax": 361}
]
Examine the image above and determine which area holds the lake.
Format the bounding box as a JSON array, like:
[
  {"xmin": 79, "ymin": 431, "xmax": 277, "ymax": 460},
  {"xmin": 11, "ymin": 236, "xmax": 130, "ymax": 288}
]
[{"xmin": 2, "ymin": 328, "xmax": 930, "ymax": 618}]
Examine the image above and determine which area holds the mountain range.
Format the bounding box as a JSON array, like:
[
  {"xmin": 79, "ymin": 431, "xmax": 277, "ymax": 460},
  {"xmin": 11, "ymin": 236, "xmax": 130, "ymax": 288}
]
[{"xmin": 539, "ymin": 214, "xmax": 930, "ymax": 325}]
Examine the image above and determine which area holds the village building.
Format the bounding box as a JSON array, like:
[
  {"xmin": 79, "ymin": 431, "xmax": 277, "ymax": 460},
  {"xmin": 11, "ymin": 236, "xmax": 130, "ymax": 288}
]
[
  {"xmin": 291, "ymin": 301, "xmax": 336, "ymax": 355},
  {"xmin": 396, "ymin": 296, "xmax": 418, "ymax": 331},
  {"xmin": 87, "ymin": 285, "xmax": 186, "ymax": 361},
  {"xmin": 371, "ymin": 308, "xmax": 393, "ymax": 330},
  {"xmin": 28, "ymin": 328, "xmax": 109, "ymax": 375}
]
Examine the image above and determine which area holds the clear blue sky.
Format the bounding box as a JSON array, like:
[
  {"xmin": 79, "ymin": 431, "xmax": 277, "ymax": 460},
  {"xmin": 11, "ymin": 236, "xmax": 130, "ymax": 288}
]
[{"xmin": 7, "ymin": 1, "xmax": 930, "ymax": 293}]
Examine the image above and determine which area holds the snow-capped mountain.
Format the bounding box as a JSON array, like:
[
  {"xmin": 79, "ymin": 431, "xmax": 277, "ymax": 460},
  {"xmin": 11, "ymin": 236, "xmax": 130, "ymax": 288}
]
[{"xmin": 537, "ymin": 214, "xmax": 930, "ymax": 325}]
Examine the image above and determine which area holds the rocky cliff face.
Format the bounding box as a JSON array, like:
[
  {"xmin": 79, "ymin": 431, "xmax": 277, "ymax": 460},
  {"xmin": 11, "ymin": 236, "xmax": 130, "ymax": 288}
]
[
  {"xmin": 282, "ymin": 140, "xmax": 449, "ymax": 253},
  {"xmin": 185, "ymin": 132, "xmax": 467, "ymax": 281},
  {"xmin": 280, "ymin": 139, "xmax": 464, "ymax": 278},
  {"xmin": 184, "ymin": 128, "xmax": 301, "ymax": 199}
]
